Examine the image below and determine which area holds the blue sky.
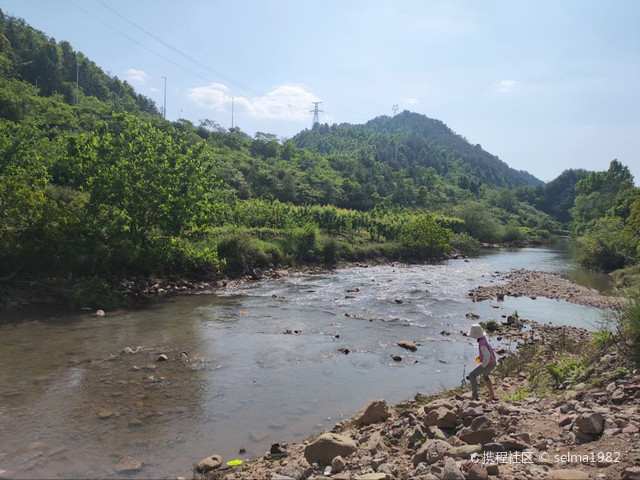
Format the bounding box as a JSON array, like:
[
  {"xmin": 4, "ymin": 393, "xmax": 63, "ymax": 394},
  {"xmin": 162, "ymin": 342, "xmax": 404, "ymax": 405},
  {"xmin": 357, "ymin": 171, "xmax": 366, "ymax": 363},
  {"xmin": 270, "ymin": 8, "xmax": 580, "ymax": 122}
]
[{"xmin": 1, "ymin": 0, "xmax": 639, "ymax": 182}]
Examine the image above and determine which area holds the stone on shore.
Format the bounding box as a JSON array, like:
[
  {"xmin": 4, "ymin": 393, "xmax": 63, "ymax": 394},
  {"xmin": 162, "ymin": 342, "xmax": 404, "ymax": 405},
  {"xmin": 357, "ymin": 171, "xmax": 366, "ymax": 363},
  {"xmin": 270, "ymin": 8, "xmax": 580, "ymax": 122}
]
[
  {"xmin": 574, "ymin": 412, "xmax": 604, "ymax": 443},
  {"xmin": 303, "ymin": 433, "xmax": 356, "ymax": 465},
  {"xmin": 353, "ymin": 399, "xmax": 390, "ymax": 426},
  {"xmin": 442, "ymin": 457, "xmax": 465, "ymax": 480},
  {"xmin": 196, "ymin": 455, "xmax": 222, "ymax": 473}
]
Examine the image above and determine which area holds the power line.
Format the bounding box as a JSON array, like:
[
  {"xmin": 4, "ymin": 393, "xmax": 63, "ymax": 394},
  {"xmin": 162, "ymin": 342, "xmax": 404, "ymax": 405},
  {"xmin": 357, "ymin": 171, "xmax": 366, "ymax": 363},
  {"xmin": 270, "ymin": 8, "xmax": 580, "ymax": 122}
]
[
  {"xmin": 94, "ymin": 0, "xmax": 269, "ymax": 100},
  {"xmin": 66, "ymin": 0, "xmax": 211, "ymax": 85},
  {"xmin": 87, "ymin": 0, "xmax": 310, "ymax": 115}
]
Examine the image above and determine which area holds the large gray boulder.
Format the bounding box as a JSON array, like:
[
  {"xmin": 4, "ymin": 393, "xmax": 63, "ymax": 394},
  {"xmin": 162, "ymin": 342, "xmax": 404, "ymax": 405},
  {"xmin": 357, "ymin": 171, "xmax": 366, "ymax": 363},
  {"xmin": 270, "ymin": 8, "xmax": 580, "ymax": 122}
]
[{"xmin": 303, "ymin": 433, "xmax": 357, "ymax": 465}]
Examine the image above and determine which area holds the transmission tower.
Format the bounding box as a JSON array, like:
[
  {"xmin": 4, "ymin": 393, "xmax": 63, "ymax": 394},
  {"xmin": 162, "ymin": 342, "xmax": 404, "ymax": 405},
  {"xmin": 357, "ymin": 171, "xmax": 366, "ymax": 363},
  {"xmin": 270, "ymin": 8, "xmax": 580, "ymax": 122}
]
[
  {"xmin": 310, "ymin": 102, "xmax": 323, "ymax": 128},
  {"xmin": 392, "ymin": 104, "xmax": 399, "ymax": 116}
]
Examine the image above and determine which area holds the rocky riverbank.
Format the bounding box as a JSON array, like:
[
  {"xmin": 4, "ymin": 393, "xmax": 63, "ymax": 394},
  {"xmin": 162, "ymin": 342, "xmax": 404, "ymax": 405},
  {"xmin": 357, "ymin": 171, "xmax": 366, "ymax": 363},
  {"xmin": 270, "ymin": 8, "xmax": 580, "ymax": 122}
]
[
  {"xmin": 468, "ymin": 269, "xmax": 621, "ymax": 310},
  {"xmin": 194, "ymin": 317, "xmax": 640, "ymax": 480}
]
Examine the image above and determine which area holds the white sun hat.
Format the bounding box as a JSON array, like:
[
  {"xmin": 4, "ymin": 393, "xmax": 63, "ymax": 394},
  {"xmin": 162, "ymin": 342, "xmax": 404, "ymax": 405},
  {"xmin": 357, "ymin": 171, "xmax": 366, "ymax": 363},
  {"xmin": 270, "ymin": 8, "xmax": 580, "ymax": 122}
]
[{"xmin": 467, "ymin": 324, "xmax": 486, "ymax": 339}]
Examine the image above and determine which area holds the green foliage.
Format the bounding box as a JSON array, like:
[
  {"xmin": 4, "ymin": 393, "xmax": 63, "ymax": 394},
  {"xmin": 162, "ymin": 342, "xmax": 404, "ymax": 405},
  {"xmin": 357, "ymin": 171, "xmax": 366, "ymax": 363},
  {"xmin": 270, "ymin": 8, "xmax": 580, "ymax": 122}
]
[
  {"xmin": 481, "ymin": 320, "xmax": 500, "ymax": 332},
  {"xmin": 620, "ymin": 290, "xmax": 640, "ymax": 361},
  {"xmin": 450, "ymin": 232, "xmax": 480, "ymax": 256},
  {"xmin": 546, "ymin": 357, "xmax": 583, "ymax": 385},
  {"xmin": 397, "ymin": 214, "xmax": 452, "ymax": 261},
  {"xmin": 503, "ymin": 388, "xmax": 529, "ymax": 402},
  {"xmin": 577, "ymin": 217, "xmax": 635, "ymax": 271}
]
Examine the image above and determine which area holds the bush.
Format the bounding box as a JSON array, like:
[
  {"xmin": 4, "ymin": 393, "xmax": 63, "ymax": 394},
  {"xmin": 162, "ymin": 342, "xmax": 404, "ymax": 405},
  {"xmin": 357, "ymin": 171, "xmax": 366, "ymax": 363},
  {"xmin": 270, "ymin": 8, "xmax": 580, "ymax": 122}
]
[
  {"xmin": 451, "ymin": 232, "xmax": 480, "ymax": 256},
  {"xmin": 481, "ymin": 320, "xmax": 500, "ymax": 332},
  {"xmin": 577, "ymin": 217, "xmax": 635, "ymax": 271},
  {"xmin": 320, "ymin": 235, "xmax": 340, "ymax": 266},
  {"xmin": 620, "ymin": 290, "xmax": 640, "ymax": 361},
  {"xmin": 397, "ymin": 214, "xmax": 452, "ymax": 261},
  {"xmin": 500, "ymin": 221, "xmax": 525, "ymax": 243},
  {"xmin": 216, "ymin": 230, "xmax": 270, "ymax": 272}
]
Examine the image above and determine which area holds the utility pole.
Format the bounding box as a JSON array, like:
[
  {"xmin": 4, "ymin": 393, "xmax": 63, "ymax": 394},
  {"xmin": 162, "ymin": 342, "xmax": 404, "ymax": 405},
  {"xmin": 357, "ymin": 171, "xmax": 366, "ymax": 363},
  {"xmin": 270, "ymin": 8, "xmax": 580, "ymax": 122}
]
[
  {"xmin": 310, "ymin": 101, "xmax": 323, "ymax": 129},
  {"xmin": 76, "ymin": 56, "xmax": 79, "ymax": 106},
  {"xmin": 392, "ymin": 104, "xmax": 399, "ymax": 116},
  {"xmin": 161, "ymin": 76, "xmax": 167, "ymax": 118},
  {"xmin": 230, "ymin": 96, "xmax": 234, "ymax": 129}
]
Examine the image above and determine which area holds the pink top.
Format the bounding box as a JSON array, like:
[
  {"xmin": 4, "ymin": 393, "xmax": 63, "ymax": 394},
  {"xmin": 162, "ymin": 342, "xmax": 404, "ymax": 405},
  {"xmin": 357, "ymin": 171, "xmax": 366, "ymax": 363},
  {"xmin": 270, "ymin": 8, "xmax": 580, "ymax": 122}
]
[{"xmin": 478, "ymin": 336, "xmax": 497, "ymax": 368}]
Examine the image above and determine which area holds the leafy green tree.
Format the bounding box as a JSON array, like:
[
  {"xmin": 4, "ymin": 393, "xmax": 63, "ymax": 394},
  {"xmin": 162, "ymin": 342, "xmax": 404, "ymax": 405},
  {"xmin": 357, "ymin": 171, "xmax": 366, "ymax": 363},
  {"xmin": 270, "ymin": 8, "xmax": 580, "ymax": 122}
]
[
  {"xmin": 397, "ymin": 214, "xmax": 452, "ymax": 260},
  {"xmin": 73, "ymin": 113, "xmax": 218, "ymax": 245}
]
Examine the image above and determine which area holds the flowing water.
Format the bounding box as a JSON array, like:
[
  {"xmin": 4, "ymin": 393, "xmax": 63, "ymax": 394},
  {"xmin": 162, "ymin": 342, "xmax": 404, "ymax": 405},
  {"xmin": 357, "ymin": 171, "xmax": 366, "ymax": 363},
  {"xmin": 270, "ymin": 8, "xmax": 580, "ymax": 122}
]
[{"xmin": 0, "ymin": 241, "xmax": 614, "ymax": 479}]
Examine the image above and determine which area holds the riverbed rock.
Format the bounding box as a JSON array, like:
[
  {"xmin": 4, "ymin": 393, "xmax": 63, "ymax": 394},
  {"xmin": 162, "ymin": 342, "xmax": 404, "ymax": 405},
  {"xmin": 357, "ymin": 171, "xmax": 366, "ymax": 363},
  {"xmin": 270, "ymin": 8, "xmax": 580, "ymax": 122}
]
[
  {"xmin": 622, "ymin": 467, "xmax": 640, "ymax": 480},
  {"xmin": 128, "ymin": 417, "xmax": 143, "ymax": 427},
  {"xmin": 458, "ymin": 427, "xmax": 495, "ymax": 445},
  {"xmin": 331, "ymin": 455, "xmax": 346, "ymax": 473},
  {"xmin": 442, "ymin": 457, "xmax": 465, "ymax": 480},
  {"xmin": 303, "ymin": 433, "xmax": 356, "ymax": 465},
  {"xmin": 574, "ymin": 412, "xmax": 604, "ymax": 443},
  {"xmin": 250, "ymin": 268, "xmax": 263, "ymax": 280},
  {"xmin": 97, "ymin": 408, "xmax": 114, "ymax": 419},
  {"xmin": 466, "ymin": 464, "xmax": 489, "ymax": 480},
  {"xmin": 397, "ymin": 340, "xmax": 417, "ymax": 352},
  {"xmin": 115, "ymin": 456, "xmax": 142, "ymax": 473},
  {"xmin": 435, "ymin": 407, "xmax": 458, "ymax": 429},
  {"xmin": 452, "ymin": 444, "xmax": 482, "ymax": 459},
  {"xmin": 196, "ymin": 455, "xmax": 222, "ymax": 473},
  {"xmin": 353, "ymin": 399, "xmax": 390, "ymax": 426},
  {"xmin": 548, "ymin": 469, "xmax": 590, "ymax": 480}
]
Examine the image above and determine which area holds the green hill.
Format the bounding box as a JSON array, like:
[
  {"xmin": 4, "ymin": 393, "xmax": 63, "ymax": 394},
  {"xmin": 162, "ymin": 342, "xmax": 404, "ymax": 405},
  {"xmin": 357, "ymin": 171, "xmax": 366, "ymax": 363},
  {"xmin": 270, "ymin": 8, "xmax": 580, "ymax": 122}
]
[{"xmin": 293, "ymin": 111, "xmax": 543, "ymax": 191}]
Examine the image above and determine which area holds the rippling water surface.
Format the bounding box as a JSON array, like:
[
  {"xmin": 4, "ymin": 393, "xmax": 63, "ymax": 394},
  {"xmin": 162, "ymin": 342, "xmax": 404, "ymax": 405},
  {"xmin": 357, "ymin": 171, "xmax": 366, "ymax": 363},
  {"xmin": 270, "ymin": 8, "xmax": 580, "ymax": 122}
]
[{"xmin": 0, "ymin": 243, "xmax": 612, "ymax": 478}]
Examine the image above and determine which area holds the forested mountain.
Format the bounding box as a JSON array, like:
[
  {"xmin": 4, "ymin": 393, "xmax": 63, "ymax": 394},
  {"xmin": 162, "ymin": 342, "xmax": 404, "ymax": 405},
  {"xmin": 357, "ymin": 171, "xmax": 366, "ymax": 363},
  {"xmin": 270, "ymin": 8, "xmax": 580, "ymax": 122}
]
[
  {"xmin": 535, "ymin": 169, "xmax": 591, "ymax": 223},
  {"xmin": 0, "ymin": 10, "xmax": 158, "ymax": 120},
  {"xmin": 293, "ymin": 112, "xmax": 543, "ymax": 195}
]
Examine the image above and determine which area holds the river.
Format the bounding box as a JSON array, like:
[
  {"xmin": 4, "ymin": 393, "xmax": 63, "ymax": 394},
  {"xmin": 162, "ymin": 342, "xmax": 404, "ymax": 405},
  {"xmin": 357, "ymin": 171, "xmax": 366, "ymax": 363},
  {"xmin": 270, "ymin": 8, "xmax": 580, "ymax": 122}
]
[{"xmin": 0, "ymin": 241, "xmax": 613, "ymax": 479}]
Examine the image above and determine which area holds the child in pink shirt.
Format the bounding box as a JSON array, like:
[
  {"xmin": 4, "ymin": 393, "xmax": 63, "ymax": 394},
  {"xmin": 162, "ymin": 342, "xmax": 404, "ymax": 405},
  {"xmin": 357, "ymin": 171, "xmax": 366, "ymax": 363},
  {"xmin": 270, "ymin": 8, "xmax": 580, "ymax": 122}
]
[{"xmin": 466, "ymin": 324, "xmax": 498, "ymax": 401}]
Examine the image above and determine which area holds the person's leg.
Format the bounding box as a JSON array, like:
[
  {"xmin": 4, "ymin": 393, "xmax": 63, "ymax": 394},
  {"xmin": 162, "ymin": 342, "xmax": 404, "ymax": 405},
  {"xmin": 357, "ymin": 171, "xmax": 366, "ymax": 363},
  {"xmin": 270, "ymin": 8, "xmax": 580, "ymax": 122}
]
[
  {"xmin": 468, "ymin": 366, "xmax": 483, "ymax": 400},
  {"xmin": 483, "ymin": 365, "xmax": 497, "ymax": 400},
  {"xmin": 485, "ymin": 378, "xmax": 497, "ymax": 399}
]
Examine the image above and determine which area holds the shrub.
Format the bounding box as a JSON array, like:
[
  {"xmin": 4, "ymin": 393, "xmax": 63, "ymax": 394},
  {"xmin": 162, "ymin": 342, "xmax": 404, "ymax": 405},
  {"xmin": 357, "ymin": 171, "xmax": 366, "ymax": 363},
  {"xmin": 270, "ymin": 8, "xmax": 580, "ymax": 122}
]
[
  {"xmin": 481, "ymin": 320, "xmax": 500, "ymax": 332},
  {"xmin": 620, "ymin": 289, "xmax": 640, "ymax": 361},
  {"xmin": 451, "ymin": 232, "xmax": 480, "ymax": 256}
]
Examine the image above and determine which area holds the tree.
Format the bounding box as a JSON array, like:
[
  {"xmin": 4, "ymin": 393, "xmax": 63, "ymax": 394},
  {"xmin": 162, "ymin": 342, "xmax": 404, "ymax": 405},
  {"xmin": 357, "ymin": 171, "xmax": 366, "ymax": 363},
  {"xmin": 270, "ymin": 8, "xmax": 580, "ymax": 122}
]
[{"xmin": 75, "ymin": 113, "xmax": 218, "ymax": 244}]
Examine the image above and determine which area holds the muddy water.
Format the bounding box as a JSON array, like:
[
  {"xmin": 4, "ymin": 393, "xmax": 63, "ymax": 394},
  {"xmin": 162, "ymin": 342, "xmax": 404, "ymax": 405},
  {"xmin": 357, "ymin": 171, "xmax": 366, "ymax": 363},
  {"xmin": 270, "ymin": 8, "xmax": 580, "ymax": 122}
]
[{"xmin": 0, "ymin": 244, "xmax": 612, "ymax": 479}]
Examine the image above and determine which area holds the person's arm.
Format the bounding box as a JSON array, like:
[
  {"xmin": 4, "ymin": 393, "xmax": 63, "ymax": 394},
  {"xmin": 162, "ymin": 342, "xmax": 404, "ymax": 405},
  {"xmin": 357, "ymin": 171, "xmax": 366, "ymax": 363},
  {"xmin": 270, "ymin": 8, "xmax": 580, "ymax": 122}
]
[{"xmin": 480, "ymin": 345, "xmax": 490, "ymax": 367}]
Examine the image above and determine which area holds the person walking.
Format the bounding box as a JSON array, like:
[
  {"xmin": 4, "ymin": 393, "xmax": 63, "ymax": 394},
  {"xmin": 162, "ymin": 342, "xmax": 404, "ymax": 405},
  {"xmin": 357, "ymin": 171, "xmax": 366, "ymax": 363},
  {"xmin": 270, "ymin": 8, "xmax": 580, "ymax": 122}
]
[{"xmin": 466, "ymin": 323, "xmax": 498, "ymax": 401}]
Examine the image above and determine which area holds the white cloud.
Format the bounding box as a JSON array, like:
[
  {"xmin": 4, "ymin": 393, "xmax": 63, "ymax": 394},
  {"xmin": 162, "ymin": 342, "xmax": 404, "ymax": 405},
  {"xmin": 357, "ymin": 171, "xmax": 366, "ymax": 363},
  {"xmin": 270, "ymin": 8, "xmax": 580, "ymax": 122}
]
[
  {"xmin": 187, "ymin": 83, "xmax": 319, "ymax": 121},
  {"xmin": 494, "ymin": 79, "xmax": 519, "ymax": 93},
  {"xmin": 125, "ymin": 68, "xmax": 148, "ymax": 85},
  {"xmin": 149, "ymin": 87, "xmax": 160, "ymax": 93},
  {"xmin": 187, "ymin": 83, "xmax": 230, "ymax": 110},
  {"xmin": 405, "ymin": 97, "xmax": 420, "ymax": 106}
]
